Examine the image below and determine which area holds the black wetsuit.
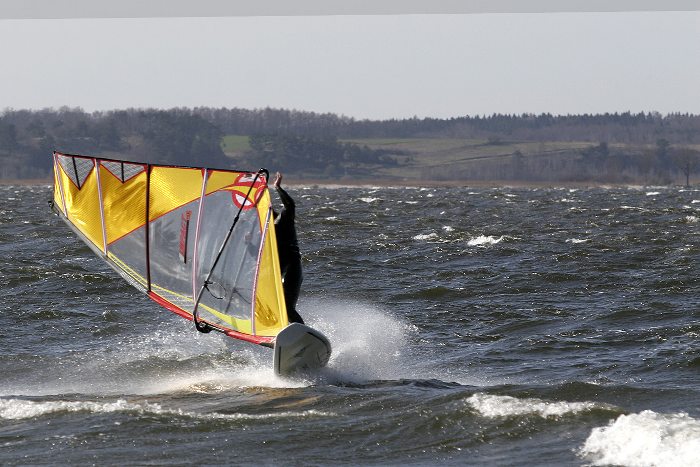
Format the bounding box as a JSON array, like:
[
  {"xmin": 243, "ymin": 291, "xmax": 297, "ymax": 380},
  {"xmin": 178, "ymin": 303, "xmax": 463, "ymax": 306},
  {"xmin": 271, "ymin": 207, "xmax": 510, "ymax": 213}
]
[{"xmin": 275, "ymin": 185, "xmax": 304, "ymax": 324}]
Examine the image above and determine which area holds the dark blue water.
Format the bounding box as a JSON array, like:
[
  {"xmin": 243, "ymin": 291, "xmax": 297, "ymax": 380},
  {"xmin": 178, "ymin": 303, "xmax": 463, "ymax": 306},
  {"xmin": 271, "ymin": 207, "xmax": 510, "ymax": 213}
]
[{"xmin": 1, "ymin": 184, "xmax": 699, "ymax": 465}]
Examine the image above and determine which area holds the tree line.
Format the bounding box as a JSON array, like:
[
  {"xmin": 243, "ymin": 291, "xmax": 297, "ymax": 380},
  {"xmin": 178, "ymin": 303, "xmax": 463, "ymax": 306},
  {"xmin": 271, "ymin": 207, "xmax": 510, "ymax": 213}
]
[
  {"xmin": 242, "ymin": 134, "xmax": 399, "ymax": 178},
  {"xmin": 194, "ymin": 107, "xmax": 700, "ymax": 144},
  {"xmin": 0, "ymin": 108, "xmax": 230, "ymax": 178},
  {"xmin": 1, "ymin": 106, "xmax": 700, "ymax": 181}
]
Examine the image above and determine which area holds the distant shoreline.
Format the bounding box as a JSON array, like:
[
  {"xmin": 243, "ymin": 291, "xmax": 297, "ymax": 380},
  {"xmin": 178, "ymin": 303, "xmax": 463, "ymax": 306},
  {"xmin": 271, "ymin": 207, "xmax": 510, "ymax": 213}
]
[
  {"xmin": 1, "ymin": 177, "xmax": 690, "ymax": 189},
  {"xmin": 288, "ymin": 178, "xmax": 633, "ymax": 189},
  {"xmin": 0, "ymin": 178, "xmax": 52, "ymax": 186}
]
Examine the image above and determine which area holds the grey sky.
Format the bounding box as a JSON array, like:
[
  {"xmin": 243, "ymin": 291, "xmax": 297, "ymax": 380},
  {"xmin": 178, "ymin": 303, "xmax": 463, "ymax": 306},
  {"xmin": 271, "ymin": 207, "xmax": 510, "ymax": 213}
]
[
  {"xmin": 2, "ymin": 0, "xmax": 699, "ymax": 18},
  {"xmin": 2, "ymin": 11, "xmax": 699, "ymax": 119}
]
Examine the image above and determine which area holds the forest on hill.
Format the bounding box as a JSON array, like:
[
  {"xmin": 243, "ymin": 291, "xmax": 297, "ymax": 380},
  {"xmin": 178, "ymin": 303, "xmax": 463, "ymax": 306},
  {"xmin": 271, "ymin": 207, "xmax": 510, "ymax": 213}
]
[{"xmin": 1, "ymin": 106, "xmax": 699, "ymax": 184}]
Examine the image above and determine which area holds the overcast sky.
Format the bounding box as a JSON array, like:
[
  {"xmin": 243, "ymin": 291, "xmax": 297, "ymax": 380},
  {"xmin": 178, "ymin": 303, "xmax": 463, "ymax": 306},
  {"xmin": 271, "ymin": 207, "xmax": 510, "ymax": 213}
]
[{"xmin": 1, "ymin": 11, "xmax": 699, "ymax": 120}]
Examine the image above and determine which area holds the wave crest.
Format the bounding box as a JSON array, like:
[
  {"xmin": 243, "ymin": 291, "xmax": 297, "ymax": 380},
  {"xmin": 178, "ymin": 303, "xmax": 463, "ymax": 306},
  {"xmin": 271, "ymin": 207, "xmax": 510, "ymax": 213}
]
[
  {"xmin": 467, "ymin": 235, "xmax": 504, "ymax": 246},
  {"xmin": 580, "ymin": 410, "xmax": 700, "ymax": 467},
  {"xmin": 0, "ymin": 397, "xmax": 334, "ymax": 421},
  {"xmin": 467, "ymin": 393, "xmax": 610, "ymax": 418}
]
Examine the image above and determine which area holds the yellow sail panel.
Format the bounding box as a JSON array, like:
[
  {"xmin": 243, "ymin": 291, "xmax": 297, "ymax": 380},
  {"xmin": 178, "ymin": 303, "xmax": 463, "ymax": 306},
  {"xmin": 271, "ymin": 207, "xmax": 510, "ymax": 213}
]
[
  {"xmin": 200, "ymin": 303, "xmax": 253, "ymax": 334},
  {"xmin": 149, "ymin": 166, "xmax": 203, "ymax": 221},
  {"xmin": 57, "ymin": 160, "xmax": 103, "ymax": 250},
  {"xmin": 254, "ymin": 206, "xmax": 289, "ymax": 335},
  {"xmin": 205, "ymin": 170, "xmax": 240, "ymax": 194},
  {"xmin": 52, "ymin": 158, "xmax": 65, "ymax": 215},
  {"xmin": 100, "ymin": 164, "xmax": 147, "ymax": 244}
]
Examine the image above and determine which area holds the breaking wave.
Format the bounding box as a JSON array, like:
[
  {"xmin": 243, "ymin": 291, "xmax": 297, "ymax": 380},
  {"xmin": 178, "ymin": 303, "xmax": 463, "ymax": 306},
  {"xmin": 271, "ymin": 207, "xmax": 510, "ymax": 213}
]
[
  {"xmin": 467, "ymin": 235, "xmax": 504, "ymax": 246},
  {"xmin": 466, "ymin": 393, "xmax": 612, "ymax": 419},
  {"xmin": 579, "ymin": 410, "xmax": 700, "ymax": 467},
  {"xmin": 0, "ymin": 397, "xmax": 334, "ymax": 421},
  {"xmin": 413, "ymin": 232, "xmax": 439, "ymax": 241}
]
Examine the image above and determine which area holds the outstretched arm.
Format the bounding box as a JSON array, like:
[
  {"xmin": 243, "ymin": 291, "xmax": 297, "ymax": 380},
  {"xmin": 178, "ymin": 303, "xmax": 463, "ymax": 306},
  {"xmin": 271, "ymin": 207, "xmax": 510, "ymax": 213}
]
[{"xmin": 273, "ymin": 172, "xmax": 295, "ymax": 215}]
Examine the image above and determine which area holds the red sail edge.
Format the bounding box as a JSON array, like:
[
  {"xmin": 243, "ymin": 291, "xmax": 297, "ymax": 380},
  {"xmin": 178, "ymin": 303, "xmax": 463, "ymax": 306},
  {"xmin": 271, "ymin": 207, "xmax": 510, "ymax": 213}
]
[{"xmin": 148, "ymin": 292, "xmax": 275, "ymax": 345}]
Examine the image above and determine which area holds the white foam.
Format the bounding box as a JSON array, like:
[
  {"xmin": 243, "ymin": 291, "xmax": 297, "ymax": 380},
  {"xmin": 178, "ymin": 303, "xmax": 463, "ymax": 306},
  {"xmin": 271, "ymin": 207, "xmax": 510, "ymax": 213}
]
[
  {"xmin": 358, "ymin": 197, "xmax": 379, "ymax": 203},
  {"xmin": 566, "ymin": 238, "xmax": 589, "ymax": 244},
  {"xmin": 580, "ymin": 410, "xmax": 700, "ymax": 467},
  {"xmin": 0, "ymin": 322, "xmax": 306, "ymax": 396},
  {"xmin": 2, "ymin": 298, "xmax": 442, "ymax": 394},
  {"xmin": 685, "ymin": 216, "xmax": 698, "ymax": 223},
  {"xmin": 0, "ymin": 398, "xmax": 334, "ymax": 421},
  {"xmin": 646, "ymin": 192, "xmax": 660, "ymax": 196},
  {"xmin": 442, "ymin": 226, "xmax": 454, "ymax": 232},
  {"xmin": 1, "ymin": 299, "xmax": 483, "ymax": 395},
  {"xmin": 130, "ymin": 351, "xmax": 309, "ymax": 394},
  {"xmin": 413, "ymin": 232, "xmax": 439, "ymax": 241},
  {"xmin": 467, "ymin": 393, "xmax": 603, "ymax": 418},
  {"xmin": 303, "ymin": 299, "xmax": 500, "ymax": 387},
  {"xmin": 114, "ymin": 325, "xmax": 231, "ymax": 364},
  {"xmin": 302, "ymin": 299, "xmax": 418, "ymax": 383},
  {"xmin": 467, "ymin": 235, "xmax": 504, "ymax": 246},
  {"xmin": 0, "ymin": 398, "xmax": 140, "ymax": 420}
]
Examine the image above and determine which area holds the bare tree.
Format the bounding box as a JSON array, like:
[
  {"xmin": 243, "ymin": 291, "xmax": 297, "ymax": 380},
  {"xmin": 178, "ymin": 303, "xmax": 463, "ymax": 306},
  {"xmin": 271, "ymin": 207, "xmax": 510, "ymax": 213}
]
[{"xmin": 673, "ymin": 147, "xmax": 700, "ymax": 187}]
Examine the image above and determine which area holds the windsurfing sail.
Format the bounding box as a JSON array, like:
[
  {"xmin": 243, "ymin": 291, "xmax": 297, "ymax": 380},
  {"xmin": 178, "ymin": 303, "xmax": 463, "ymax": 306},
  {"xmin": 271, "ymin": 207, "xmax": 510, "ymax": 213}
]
[{"xmin": 51, "ymin": 151, "xmax": 289, "ymax": 346}]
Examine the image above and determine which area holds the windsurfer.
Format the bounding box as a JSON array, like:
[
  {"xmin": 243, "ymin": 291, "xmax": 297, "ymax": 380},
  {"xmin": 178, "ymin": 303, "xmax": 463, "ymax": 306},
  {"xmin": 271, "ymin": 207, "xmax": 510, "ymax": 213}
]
[{"xmin": 272, "ymin": 172, "xmax": 305, "ymax": 324}]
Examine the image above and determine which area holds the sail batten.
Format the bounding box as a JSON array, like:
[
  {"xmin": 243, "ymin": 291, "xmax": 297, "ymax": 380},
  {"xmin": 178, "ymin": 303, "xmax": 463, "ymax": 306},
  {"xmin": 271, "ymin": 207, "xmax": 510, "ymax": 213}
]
[
  {"xmin": 192, "ymin": 169, "xmax": 209, "ymax": 305},
  {"xmin": 95, "ymin": 161, "xmax": 108, "ymax": 254},
  {"xmin": 52, "ymin": 152, "xmax": 288, "ymax": 343}
]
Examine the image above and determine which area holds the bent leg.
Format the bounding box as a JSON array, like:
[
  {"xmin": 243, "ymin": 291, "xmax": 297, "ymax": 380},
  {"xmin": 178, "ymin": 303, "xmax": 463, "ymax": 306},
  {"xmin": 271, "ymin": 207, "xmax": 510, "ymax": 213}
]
[{"xmin": 283, "ymin": 258, "xmax": 304, "ymax": 324}]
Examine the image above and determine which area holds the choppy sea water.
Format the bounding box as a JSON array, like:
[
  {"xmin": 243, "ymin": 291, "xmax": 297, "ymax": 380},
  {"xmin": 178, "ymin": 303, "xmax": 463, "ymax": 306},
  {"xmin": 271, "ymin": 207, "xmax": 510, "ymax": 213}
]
[{"xmin": 1, "ymin": 183, "xmax": 700, "ymax": 466}]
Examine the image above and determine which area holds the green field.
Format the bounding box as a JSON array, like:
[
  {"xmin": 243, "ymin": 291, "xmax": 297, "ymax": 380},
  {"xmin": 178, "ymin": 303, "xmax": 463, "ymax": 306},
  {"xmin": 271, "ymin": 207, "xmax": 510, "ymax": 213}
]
[
  {"xmin": 221, "ymin": 135, "xmax": 251, "ymax": 155},
  {"xmin": 340, "ymin": 138, "xmax": 595, "ymax": 180},
  {"xmin": 219, "ymin": 134, "xmax": 696, "ymax": 184}
]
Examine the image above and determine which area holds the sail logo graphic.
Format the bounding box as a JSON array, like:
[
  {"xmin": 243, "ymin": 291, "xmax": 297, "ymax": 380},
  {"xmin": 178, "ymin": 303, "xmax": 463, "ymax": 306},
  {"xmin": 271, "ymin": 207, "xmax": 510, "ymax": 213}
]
[{"xmin": 227, "ymin": 173, "xmax": 266, "ymax": 211}]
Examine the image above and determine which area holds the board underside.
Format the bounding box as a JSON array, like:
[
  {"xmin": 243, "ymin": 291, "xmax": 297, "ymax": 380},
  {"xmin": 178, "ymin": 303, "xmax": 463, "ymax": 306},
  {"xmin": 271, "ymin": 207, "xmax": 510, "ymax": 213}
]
[{"xmin": 274, "ymin": 323, "xmax": 332, "ymax": 376}]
